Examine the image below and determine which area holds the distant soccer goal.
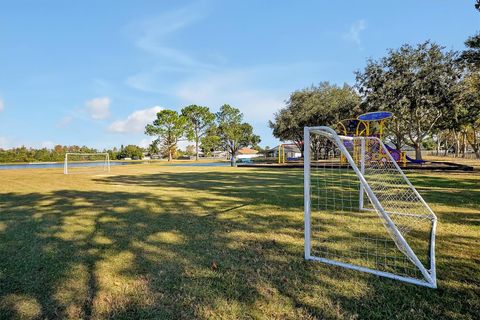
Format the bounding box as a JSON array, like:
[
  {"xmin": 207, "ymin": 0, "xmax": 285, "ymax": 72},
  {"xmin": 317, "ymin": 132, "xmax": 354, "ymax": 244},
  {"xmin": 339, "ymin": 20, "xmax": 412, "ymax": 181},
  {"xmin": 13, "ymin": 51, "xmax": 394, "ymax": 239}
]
[
  {"xmin": 63, "ymin": 153, "xmax": 111, "ymax": 174},
  {"xmin": 304, "ymin": 126, "xmax": 437, "ymax": 288}
]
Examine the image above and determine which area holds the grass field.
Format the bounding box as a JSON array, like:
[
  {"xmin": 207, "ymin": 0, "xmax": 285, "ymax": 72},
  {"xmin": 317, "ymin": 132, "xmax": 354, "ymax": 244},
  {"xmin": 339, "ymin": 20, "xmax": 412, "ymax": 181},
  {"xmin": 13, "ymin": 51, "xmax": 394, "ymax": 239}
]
[
  {"xmin": 0, "ymin": 164, "xmax": 479, "ymax": 319},
  {"xmin": 424, "ymin": 155, "xmax": 480, "ymax": 170}
]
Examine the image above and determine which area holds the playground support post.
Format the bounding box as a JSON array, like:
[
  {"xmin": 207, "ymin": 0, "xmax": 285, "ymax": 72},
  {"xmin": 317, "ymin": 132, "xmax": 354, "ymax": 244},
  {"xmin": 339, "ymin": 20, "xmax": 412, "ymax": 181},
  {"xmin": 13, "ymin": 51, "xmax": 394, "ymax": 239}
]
[{"xmin": 278, "ymin": 144, "xmax": 285, "ymax": 164}]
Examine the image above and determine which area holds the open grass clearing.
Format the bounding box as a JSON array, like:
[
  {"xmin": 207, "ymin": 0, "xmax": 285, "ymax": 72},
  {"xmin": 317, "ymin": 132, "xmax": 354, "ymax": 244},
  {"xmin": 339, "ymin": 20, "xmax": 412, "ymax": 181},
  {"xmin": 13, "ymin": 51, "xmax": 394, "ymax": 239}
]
[{"xmin": 0, "ymin": 164, "xmax": 478, "ymax": 319}]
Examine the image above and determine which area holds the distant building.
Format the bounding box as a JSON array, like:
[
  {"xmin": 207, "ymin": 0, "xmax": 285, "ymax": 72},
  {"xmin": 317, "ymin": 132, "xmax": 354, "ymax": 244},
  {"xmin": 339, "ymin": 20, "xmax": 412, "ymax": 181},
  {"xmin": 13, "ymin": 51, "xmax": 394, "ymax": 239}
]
[
  {"xmin": 237, "ymin": 147, "xmax": 262, "ymax": 160},
  {"xmin": 268, "ymin": 144, "xmax": 302, "ymax": 159},
  {"xmin": 212, "ymin": 150, "xmax": 228, "ymax": 159}
]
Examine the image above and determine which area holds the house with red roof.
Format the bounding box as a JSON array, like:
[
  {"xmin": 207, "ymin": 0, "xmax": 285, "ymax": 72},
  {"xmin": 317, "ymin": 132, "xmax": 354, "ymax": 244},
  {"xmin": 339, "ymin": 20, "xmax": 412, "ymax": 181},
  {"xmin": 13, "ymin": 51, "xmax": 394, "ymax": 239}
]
[{"xmin": 237, "ymin": 147, "xmax": 262, "ymax": 160}]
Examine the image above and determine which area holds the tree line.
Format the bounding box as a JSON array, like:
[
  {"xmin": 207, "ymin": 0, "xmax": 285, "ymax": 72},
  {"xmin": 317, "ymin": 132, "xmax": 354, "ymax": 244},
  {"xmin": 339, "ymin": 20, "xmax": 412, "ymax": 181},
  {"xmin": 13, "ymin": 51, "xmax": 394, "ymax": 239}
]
[
  {"xmin": 145, "ymin": 104, "xmax": 260, "ymax": 166},
  {"xmin": 270, "ymin": 34, "xmax": 480, "ymax": 160},
  {"xmin": 0, "ymin": 104, "xmax": 261, "ymax": 165},
  {"xmin": 0, "ymin": 144, "xmax": 144, "ymax": 163}
]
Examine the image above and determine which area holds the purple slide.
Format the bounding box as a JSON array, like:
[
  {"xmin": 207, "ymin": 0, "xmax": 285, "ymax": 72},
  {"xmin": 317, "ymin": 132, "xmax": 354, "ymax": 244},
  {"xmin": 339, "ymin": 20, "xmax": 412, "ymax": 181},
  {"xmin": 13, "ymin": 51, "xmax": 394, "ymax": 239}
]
[{"xmin": 384, "ymin": 144, "xmax": 425, "ymax": 164}]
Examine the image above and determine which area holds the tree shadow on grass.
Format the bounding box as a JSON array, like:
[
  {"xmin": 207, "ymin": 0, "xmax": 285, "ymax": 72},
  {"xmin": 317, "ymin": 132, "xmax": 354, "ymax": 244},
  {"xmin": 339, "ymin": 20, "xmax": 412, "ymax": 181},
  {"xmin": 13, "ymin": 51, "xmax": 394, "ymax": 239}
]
[
  {"xmin": 409, "ymin": 175, "xmax": 480, "ymax": 209},
  {"xmin": 94, "ymin": 168, "xmax": 480, "ymax": 230},
  {"xmin": 0, "ymin": 189, "xmax": 315, "ymax": 318},
  {"xmin": 93, "ymin": 169, "xmax": 305, "ymax": 210},
  {"xmin": 0, "ymin": 169, "xmax": 478, "ymax": 319}
]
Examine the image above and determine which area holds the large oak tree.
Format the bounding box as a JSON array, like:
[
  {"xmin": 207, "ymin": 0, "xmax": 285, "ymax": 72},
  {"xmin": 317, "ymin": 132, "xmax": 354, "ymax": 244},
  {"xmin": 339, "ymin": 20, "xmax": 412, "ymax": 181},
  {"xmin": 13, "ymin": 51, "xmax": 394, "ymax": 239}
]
[
  {"xmin": 355, "ymin": 41, "xmax": 460, "ymax": 160},
  {"xmin": 269, "ymin": 82, "xmax": 360, "ymax": 156}
]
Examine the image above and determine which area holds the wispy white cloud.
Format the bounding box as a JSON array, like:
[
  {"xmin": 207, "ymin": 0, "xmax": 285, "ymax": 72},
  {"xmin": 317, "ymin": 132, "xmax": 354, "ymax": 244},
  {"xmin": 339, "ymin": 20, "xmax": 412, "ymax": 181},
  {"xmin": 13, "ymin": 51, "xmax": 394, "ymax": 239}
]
[
  {"xmin": 57, "ymin": 96, "xmax": 111, "ymax": 128},
  {"xmin": 124, "ymin": 2, "xmax": 221, "ymax": 95},
  {"xmin": 108, "ymin": 106, "xmax": 163, "ymax": 133},
  {"xmin": 175, "ymin": 69, "xmax": 285, "ymax": 122},
  {"xmin": 58, "ymin": 115, "xmax": 73, "ymax": 127},
  {"xmin": 129, "ymin": 2, "xmax": 213, "ymax": 69},
  {"xmin": 123, "ymin": 4, "xmax": 290, "ymax": 125},
  {"xmin": 0, "ymin": 97, "xmax": 4, "ymax": 112},
  {"xmin": 343, "ymin": 19, "xmax": 366, "ymax": 47},
  {"xmin": 40, "ymin": 141, "xmax": 56, "ymax": 149},
  {"xmin": 85, "ymin": 97, "xmax": 111, "ymax": 120},
  {"xmin": 0, "ymin": 136, "xmax": 9, "ymax": 148},
  {"xmin": 124, "ymin": 3, "xmax": 330, "ymax": 132},
  {"xmin": 125, "ymin": 72, "xmax": 162, "ymax": 93}
]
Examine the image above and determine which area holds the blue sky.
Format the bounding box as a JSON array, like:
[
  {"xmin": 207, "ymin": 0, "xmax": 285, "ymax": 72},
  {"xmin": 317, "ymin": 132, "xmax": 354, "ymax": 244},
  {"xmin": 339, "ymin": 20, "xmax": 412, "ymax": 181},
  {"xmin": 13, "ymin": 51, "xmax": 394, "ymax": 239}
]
[{"xmin": 0, "ymin": 0, "xmax": 478, "ymax": 150}]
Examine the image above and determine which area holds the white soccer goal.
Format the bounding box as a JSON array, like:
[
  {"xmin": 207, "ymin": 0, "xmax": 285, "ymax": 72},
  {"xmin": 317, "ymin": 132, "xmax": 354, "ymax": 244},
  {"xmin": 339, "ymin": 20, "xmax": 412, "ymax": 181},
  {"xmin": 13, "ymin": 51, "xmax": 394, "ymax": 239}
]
[
  {"xmin": 304, "ymin": 126, "xmax": 437, "ymax": 288},
  {"xmin": 64, "ymin": 153, "xmax": 111, "ymax": 174}
]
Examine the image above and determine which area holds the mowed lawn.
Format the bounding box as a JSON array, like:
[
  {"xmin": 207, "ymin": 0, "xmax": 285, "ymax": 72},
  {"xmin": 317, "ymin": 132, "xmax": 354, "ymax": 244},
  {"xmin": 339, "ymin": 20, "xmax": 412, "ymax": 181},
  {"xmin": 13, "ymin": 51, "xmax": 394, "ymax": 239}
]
[{"xmin": 0, "ymin": 164, "xmax": 478, "ymax": 319}]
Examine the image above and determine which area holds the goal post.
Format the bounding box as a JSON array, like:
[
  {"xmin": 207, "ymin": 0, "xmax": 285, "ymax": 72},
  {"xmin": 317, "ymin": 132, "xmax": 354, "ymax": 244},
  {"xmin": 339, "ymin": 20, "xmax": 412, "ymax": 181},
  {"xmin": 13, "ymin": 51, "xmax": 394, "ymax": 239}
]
[
  {"xmin": 64, "ymin": 153, "xmax": 111, "ymax": 174},
  {"xmin": 304, "ymin": 126, "xmax": 437, "ymax": 288}
]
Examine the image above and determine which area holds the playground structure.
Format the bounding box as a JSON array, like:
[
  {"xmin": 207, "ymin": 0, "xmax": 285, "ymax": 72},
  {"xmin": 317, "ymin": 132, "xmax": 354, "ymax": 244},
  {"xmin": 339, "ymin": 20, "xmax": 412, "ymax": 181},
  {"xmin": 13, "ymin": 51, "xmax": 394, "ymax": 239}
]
[
  {"xmin": 276, "ymin": 143, "xmax": 302, "ymax": 164},
  {"xmin": 242, "ymin": 110, "xmax": 472, "ymax": 171},
  {"xmin": 337, "ymin": 111, "xmax": 413, "ymax": 167}
]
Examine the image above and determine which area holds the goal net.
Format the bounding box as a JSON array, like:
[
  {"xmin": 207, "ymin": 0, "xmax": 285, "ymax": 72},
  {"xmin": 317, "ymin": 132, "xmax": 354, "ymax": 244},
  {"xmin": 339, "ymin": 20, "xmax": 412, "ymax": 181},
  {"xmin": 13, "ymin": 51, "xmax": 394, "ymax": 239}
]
[
  {"xmin": 304, "ymin": 126, "xmax": 437, "ymax": 288},
  {"xmin": 64, "ymin": 153, "xmax": 111, "ymax": 174}
]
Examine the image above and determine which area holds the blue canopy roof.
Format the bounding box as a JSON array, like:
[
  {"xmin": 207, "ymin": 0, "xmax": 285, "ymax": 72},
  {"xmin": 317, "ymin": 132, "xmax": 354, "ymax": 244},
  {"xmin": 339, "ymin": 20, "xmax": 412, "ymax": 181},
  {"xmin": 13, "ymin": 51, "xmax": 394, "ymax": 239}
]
[{"xmin": 357, "ymin": 111, "xmax": 393, "ymax": 121}]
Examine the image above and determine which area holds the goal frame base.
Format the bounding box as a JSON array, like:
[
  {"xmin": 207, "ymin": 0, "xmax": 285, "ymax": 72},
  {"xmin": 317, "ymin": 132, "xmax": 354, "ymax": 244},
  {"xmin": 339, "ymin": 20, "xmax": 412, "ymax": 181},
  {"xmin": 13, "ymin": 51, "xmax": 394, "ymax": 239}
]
[{"xmin": 306, "ymin": 255, "xmax": 436, "ymax": 288}]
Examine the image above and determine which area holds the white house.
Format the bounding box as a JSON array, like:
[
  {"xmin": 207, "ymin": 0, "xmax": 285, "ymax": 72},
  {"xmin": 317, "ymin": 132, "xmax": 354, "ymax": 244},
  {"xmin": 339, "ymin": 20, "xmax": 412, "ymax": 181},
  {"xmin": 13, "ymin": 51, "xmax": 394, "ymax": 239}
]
[
  {"xmin": 268, "ymin": 144, "xmax": 302, "ymax": 159},
  {"xmin": 237, "ymin": 147, "xmax": 263, "ymax": 159}
]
